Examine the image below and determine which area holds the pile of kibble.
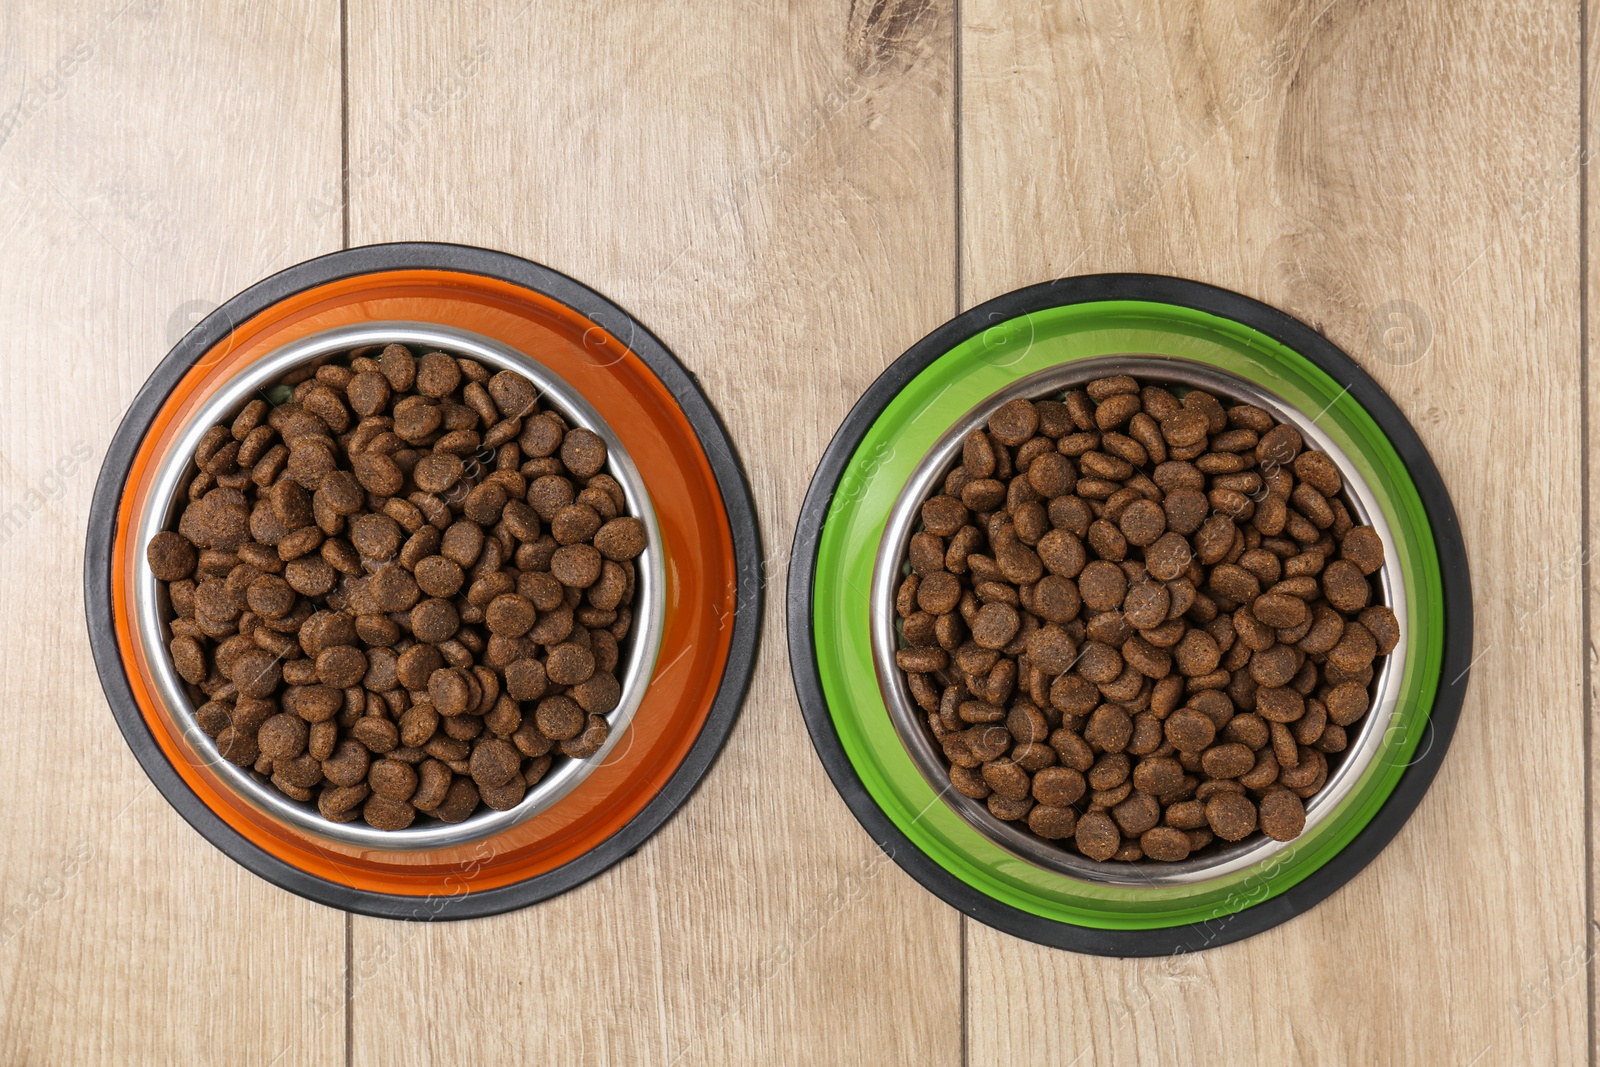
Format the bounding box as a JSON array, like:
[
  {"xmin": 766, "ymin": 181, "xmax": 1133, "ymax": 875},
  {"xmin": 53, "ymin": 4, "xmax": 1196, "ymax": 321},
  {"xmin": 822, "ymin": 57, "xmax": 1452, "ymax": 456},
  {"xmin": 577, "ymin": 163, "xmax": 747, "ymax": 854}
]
[
  {"xmin": 147, "ymin": 344, "xmax": 646, "ymax": 831},
  {"xmin": 893, "ymin": 376, "xmax": 1398, "ymax": 863}
]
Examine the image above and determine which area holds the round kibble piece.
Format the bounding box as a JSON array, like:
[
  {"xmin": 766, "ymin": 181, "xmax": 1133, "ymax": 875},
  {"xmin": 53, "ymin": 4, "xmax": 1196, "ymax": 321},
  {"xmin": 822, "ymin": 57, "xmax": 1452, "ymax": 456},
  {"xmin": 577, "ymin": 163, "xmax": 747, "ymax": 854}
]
[
  {"xmin": 1118, "ymin": 499, "xmax": 1166, "ymax": 547},
  {"xmin": 535, "ymin": 696, "xmax": 585, "ymax": 740},
  {"xmin": 560, "ymin": 428, "xmax": 607, "ymax": 478},
  {"xmin": 594, "ymin": 517, "xmax": 647, "ymax": 560},
  {"xmin": 484, "ymin": 594, "xmax": 537, "ymax": 637},
  {"xmin": 1164, "ymin": 708, "xmax": 1216, "ymax": 753},
  {"xmin": 469, "ymin": 738, "xmax": 522, "ymax": 789},
  {"xmin": 1031, "ymin": 766, "xmax": 1086, "ymax": 807},
  {"xmin": 414, "ymin": 555, "xmax": 465, "ymax": 599},
  {"xmin": 369, "ymin": 759, "xmax": 418, "ymax": 801},
  {"xmin": 147, "ymin": 531, "xmax": 197, "ymax": 581},
  {"xmin": 415, "ymin": 351, "xmax": 461, "ymax": 397},
  {"xmin": 316, "ymin": 645, "xmax": 367, "ymax": 689},
  {"xmin": 258, "ymin": 714, "xmax": 308, "ymax": 761},
  {"xmin": 1028, "ymin": 805, "xmax": 1078, "ymax": 840},
  {"xmin": 363, "ymin": 794, "xmax": 416, "ymax": 830},
  {"xmin": 988, "ymin": 399, "xmax": 1038, "ymax": 447},
  {"xmin": 1206, "ymin": 793, "xmax": 1257, "ymax": 841},
  {"xmin": 971, "ymin": 602, "xmax": 1020, "ymax": 650},
  {"xmin": 1140, "ymin": 826, "xmax": 1191, "ymax": 862},
  {"xmin": 546, "ymin": 642, "xmax": 596, "ymax": 686},
  {"xmin": 1075, "ymin": 811, "xmax": 1121, "ymax": 862},
  {"xmin": 1322, "ymin": 559, "xmax": 1371, "ymax": 613},
  {"xmin": 551, "ymin": 544, "xmax": 603, "ymax": 588},
  {"xmin": 1253, "ymin": 592, "xmax": 1309, "ymax": 629},
  {"xmin": 1258, "ymin": 790, "xmax": 1307, "ymax": 841}
]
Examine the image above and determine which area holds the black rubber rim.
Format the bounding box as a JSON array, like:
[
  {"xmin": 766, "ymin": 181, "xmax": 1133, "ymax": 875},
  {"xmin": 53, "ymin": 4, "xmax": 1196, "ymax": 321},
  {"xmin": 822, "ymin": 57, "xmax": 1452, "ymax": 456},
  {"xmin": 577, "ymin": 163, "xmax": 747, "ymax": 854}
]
[
  {"xmin": 786, "ymin": 274, "xmax": 1473, "ymax": 956},
  {"xmin": 85, "ymin": 242, "xmax": 762, "ymax": 920}
]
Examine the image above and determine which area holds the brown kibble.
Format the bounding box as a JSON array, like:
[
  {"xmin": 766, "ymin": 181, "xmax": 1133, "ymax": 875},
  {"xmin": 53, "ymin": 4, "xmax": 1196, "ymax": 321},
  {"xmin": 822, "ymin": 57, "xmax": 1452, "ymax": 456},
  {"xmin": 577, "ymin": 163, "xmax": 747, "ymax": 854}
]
[
  {"xmin": 433, "ymin": 779, "xmax": 480, "ymax": 823},
  {"xmin": 1258, "ymin": 790, "xmax": 1307, "ymax": 841},
  {"xmin": 1252, "ymin": 592, "xmax": 1309, "ymax": 629},
  {"xmin": 1028, "ymin": 806, "xmax": 1078, "ymax": 840},
  {"xmin": 571, "ymin": 671, "xmax": 622, "ymax": 715},
  {"xmin": 351, "ymin": 716, "xmax": 399, "ymax": 753},
  {"xmin": 981, "ymin": 759, "xmax": 1031, "ymax": 801},
  {"xmin": 1141, "ymin": 826, "xmax": 1192, "ymax": 862},
  {"xmin": 362, "ymin": 794, "xmax": 416, "ymax": 830},
  {"xmin": 1031, "ymin": 766, "xmax": 1086, "ymax": 807},
  {"xmin": 1075, "ymin": 810, "xmax": 1121, "ymax": 862},
  {"xmin": 987, "ymin": 399, "xmax": 1038, "ymax": 447},
  {"xmin": 1341, "ymin": 526, "xmax": 1386, "ymax": 575},
  {"xmin": 1359, "ymin": 605, "xmax": 1401, "ymax": 655},
  {"xmin": 1322, "ymin": 559, "xmax": 1371, "ymax": 613},
  {"xmin": 408, "ymin": 760, "xmax": 451, "ymax": 812},
  {"xmin": 1145, "ymin": 532, "xmax": 1192, "ymax": 581},
  {"xmin": 258, "ymin": 714, "xmax": 308, "ymax": 761},
  {"xmin": 1326, "ymin": 621, "xmax": 1378, "ymax": 673},
  {"xmin": 1172, "ymin": 630, "xmax": 1221, "ymax": 677},
  {"xmin": 180, "ymin": 491, "xmax": 251, "ymax": 551},
  {"xmin": 1205, "ymin": 792, "xmax": 1257, "ymax": 841},
  {"xmin": 479, "ymin": 774, "xmax": 528, "ymax": 811},
  {"xmin": 369, "ymin": 758, "xmax": 418, "ymax": 801},
  {"xmin": 1324, "ymin": 682, "xmax": 1371, "ymax": 727},
  {"xmin": 1164, "ymin": 708, "xmax": 1215, "ymax": 753},
  {"xmin": 399, "ymin": 704, "xmax": 440, "ymax": 748},
  {"xmin": 147, "ymin": 531, "xmax": 198, "ymax": 581},
  {"xmin": 971, "ymin": 602, "xmax": 1020, "ymax": 650},
  {"xmin": 550, "ymin": 543, "xmax": 603, "ymax": 588},
  {"xmin": 1084, "ymin": 705, "xmax": 1134, "ymax": 753},
  {"xmin": 1077, "ymin": 560, "xmax": 1127, "ymax": 613},
  {"xmin": 414, "ymin": 350, "xmax": 461, "ymax": 398},
  {"xmin": 505, "ymin": 658, "xmax": 549, "ymax": 702},
  {"xmin": 469, "ymin": 737, "xmax": 522, "ymax": 788},
  {"xmin": 1200, "ymin": 743, "xmax": 1255, "ymax": 779},
  {"xmin": 560, "ymin": 427, "xmax": 608, "ymax": 478},
  {"xmin": 594, "ymin": 516, "xmax": 647, "ymax": 560},
  {"xmin": 535, "ymin": 695, "xmax": 585, "ymax": 740},
  {"xmin": 480, "ymin": 369, "xmax": 534, "ymax": 418},
  {"xmin": 546, "ymin": 642, "xmax": 596, "ymax": 686},
  {"xmin": 1256, "ymin": 424, "xmax": 1302, "ymax": 467},
  {"xmin": 413, "ymin": 451, "xmax": 465, "ymax": 494},
  {"xmin": 351, "ymin": 451, "xmax": 404, "ymax": 496},
  {"xmin": 231, "ymin": 649, "xmax": 282, "ymax": 698},
  {"xmin": 1111, "ymin": 791, "xmax": 1161, "ymax": 836},
  {"xmin": 1118, "ymin": 498, "xmax": 1166, "ymax": 547},
  {"xmin": 1160, "ymin": 409, "xmax": 1209, "ymax": 448},
  {"xmin": 484, "ymin": 594, "xmax": 537, "ymax": 638},
  {"xmin": 428, "ymin": 668, "xmax": 472, "ymax": 717},
  {"xmin": 322, "ymin": 740, "xmax": 372, "ymax": 787}
]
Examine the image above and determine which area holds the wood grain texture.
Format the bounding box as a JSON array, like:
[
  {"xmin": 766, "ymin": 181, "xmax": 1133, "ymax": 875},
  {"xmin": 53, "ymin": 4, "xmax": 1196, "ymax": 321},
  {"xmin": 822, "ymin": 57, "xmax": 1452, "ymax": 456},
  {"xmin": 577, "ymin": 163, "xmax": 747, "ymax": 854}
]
[
  {"xmin": 0, "ymin": 1, "xmax": 346, "ymax": 1064},
  {"xmin": 342, "ymin": 1, "xmax": 961, "ymax": 1064},
  {"xmin": 3, "ymin": 1, "xmax": 1593, "ymax": 1063},
  {"xmin": 961, "ymin": 2, "xmax": 1588, "ymax": 1065},
  {"xmin": 1587, "ymin": 2, "xmax": 1600, "ymax": 1063}
]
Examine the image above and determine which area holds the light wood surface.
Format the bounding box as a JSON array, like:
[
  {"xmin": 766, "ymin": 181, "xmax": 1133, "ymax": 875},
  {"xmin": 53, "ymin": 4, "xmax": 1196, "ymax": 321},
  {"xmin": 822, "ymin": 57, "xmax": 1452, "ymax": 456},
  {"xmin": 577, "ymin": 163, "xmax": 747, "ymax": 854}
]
[
  {"xmin": 0, "ymin": 0, "xmax": 1589, "ymax": 1063},
  {"xmin": 0, "ymin": 2, "xmax": 347, "ymax": 1065}
]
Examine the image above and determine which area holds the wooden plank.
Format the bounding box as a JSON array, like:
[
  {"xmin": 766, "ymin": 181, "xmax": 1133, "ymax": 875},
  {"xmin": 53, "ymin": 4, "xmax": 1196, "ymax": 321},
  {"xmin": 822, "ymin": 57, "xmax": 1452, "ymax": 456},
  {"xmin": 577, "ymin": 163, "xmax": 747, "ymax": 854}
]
[
  {"xmin": 0, "ymin": 1, "xmax": 345, "ymax": 1063},
  {"xmin": 961, "ymin": 2, "xmax": 1588, "ymax": 1064},
  {"xmin": 343, "ymin": 1, "xmax": 962, "ymax": 1064},
  {"xmin": 1587, "ymin": 1, "xmax": 1600, "ymax": 1061}
]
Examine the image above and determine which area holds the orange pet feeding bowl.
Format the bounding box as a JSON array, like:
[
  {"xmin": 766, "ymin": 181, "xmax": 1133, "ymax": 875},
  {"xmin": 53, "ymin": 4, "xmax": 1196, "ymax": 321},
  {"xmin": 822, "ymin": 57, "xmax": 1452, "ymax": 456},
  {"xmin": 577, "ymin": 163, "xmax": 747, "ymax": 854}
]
[{"xmin": 86, "ymin": 244, "xmax": 761, "ymax": 918}]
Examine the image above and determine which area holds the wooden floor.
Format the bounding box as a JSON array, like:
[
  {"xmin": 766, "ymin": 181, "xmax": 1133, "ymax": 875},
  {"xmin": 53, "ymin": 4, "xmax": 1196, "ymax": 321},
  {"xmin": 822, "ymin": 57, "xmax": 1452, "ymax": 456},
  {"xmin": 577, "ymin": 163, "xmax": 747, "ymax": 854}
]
[{"xmin": 0, "ymin": 0, "xmax": 1590, "ymax": 1063}]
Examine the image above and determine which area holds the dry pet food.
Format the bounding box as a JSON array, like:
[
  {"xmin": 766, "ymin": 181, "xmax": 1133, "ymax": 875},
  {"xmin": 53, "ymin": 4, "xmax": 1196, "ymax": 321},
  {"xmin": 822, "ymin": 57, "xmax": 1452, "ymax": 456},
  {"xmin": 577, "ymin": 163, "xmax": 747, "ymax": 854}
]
[
  {"xmin": 893, "ymin": 376, "xmax": 1397, "ymax": 862},
  {"xmin": 150, "ymin": 343, "xmax": 646, "ymax": 830}
]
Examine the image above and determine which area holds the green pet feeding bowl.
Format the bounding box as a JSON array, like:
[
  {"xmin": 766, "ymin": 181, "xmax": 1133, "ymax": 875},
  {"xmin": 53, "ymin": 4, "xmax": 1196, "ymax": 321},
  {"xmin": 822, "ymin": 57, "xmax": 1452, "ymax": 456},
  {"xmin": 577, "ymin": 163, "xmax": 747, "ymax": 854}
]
[{"xmin": 786, "ymin": 275, "xmax": 1471, "ymax": 956}]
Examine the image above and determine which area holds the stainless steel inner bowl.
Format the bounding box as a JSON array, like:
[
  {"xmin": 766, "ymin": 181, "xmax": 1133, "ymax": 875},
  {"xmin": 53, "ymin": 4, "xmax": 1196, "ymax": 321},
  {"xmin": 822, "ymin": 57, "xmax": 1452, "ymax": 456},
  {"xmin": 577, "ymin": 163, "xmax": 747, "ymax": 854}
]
[
  {"xmin": 871, "ymin": 355, "xmax": 1406, "ymax": 887},
  {"xmin": 133, "ymin": 321, "xmax": 666, "ymax": 851}
]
